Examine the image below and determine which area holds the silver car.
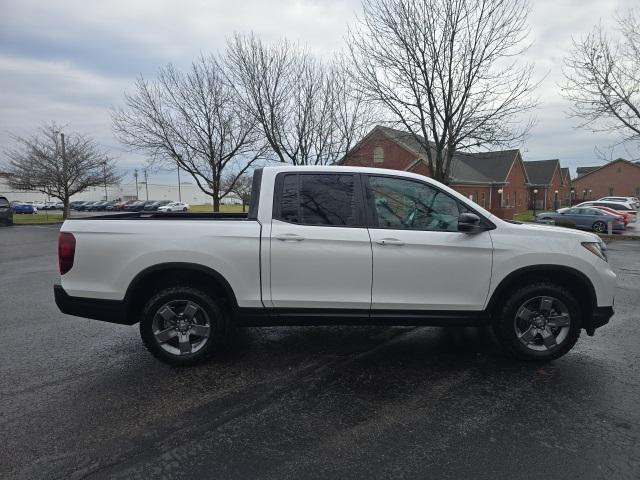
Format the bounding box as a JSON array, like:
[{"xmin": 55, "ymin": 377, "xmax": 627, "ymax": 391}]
[{"xmin": 536, "ymin": 207, "xmax": 625, "ymax": 233}]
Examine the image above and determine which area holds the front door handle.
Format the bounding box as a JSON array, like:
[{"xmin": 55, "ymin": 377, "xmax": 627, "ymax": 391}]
[
  {"xmin": 274, "ymin": 233, "xmax": 305, "ymax": 242},
  {"xmin": 375, "ymin": 238, "xmax": 405, "ymax": 246}
]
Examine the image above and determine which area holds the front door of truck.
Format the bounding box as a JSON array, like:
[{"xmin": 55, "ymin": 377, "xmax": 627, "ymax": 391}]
[{"xmin": 364, "ymin": 174, "xmax": 493, "ymax": 312}]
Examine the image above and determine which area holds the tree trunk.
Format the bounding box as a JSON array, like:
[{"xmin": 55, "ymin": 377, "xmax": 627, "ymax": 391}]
[{"xmin": 63, "ymin": 196, "xmax": 70, "ymax": 220}]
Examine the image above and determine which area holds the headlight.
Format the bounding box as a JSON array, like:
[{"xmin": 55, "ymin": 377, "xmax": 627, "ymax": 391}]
[{"xmin": 582, "ymin": 241, "xmax": 608, "ymax": 262}]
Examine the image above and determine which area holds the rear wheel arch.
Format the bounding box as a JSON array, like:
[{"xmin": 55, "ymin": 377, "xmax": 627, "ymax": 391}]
[
  {"xmin": 488, "ymin": 265, "xmax": 597, "ymax": 322},
  {"xmin": 124, "ymin": 263, "xmax": 239, "ymax": 324}
]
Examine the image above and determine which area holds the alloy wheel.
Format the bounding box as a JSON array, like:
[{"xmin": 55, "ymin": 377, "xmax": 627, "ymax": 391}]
[
  {"xmin": 152, "ymin": 300, "xmax": 211, "ymax": 356},
  {"xmin": 514, "ymin": 296, "xmax": 571, "ymax": 352}
]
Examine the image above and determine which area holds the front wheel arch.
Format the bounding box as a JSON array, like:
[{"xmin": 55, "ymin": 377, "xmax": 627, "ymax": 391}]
[{"xmin": 487, "ymin": 265, "xmax": 597, "ymax": 328}]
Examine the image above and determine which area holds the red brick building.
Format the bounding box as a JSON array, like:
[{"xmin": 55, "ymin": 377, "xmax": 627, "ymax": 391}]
[
  {"xmin": 523, "ymin": 159, "xmax": 571, "ymax": 210},
  {"xmin": 572, "ymin": 159, "xmax": 640, "ymax": 201},
  {"xmin": 339, "ymin": 126, "xmax": 532, "ymax": 215}
]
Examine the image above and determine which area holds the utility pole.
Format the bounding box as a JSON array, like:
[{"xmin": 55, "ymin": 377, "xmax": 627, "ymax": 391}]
[
  {"xmin": 177, "ymin": 165, "xmax": 182, "ymax": 202},
  {"xmin": 103, "ymin": 162, "xmax": 108, "ymax": 201},
  {"xmin": 134, "ymin": 169, "xmax": 139, "ymax": 200},
  {"xmin": 144, "ymin": 169, "xmax": 149, "ymax": 200}
]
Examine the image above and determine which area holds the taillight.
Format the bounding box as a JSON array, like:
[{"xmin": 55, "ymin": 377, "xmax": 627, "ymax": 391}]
[{"xmin": 58, "ymin": 232, "xmax": 76, "ymax": 275}]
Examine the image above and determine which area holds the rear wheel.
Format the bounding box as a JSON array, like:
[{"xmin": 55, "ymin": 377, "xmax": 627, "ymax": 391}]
[
  {"xmin": 493, "ymin": 282, "xmax": 582, "ymax": 361},
  {"xmin": 593, "ymin": 221, "xmax": 607, "ymax": 233},
  {"xmin": 139, "ymin": 285, "xmax": 230, "ymax": 366}
]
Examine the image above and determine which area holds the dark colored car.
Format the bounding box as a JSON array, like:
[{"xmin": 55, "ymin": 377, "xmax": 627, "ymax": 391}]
[
  {"xmin": 143, "ymin": 200, "xmax": 172, "ymax": 211},
  {"xmin": 536, "ymin": 207, "xmax": 626, "ymax": 233},
  {"xmin": 89, "ymin": 201, "xmax": 111, "ymax": 211},
  {"xmin": 78, "ymin": 201, "xmax": 100, "ymax": 211},
  {"xmin": 0, "ymin": 196, "xmax": 13, "ymax": 225},
  {"xmin": 125, "ymin": 200, "xmax": 148, "ymax": 212},
  {"xmin": 70, "ymin": 201, "xmax": 87, "ymax": 210}
]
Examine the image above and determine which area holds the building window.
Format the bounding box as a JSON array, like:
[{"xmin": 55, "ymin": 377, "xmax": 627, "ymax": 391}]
[
  {"xmin": 609, "ymin": 187, "xmax": 614, "ymax": 195},
  {"xmin": 481, "ymin": 192, "xmax": 486, "ymax": 208},
  {"xmin": 505, "ymin": 192, "xmax": 510, "ymax": 207},
  {"xmin": 514, "ymin": 191, "xmax": 518, "ymax": 206},
  {"xmin": 373, "ymin": 146, "xmax": 384, "ymax": 164}
]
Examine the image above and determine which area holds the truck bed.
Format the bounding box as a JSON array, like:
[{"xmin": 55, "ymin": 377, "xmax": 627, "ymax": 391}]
[{"xmin": 83, "ymin": 212, "xmax": 249, "ymax": 220}]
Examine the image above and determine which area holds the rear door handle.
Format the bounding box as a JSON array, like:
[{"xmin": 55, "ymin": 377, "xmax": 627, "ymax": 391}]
[
  {"xmin": 274, "ymin": 233, "xmax": 305, "ymax": 242},
  {"xmin": 375, "ymin": 238, "xmax": 405, "ymax": 246}
]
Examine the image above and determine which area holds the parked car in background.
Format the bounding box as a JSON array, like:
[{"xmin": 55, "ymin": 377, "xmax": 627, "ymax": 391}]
[
  {"xmin": 32, "ymin": 201, "xmax": 46, "ymax": 210},
  {"xmin": 54, "ymin": 202, "xmax": 64, "ymax": 210},
  {"xmin": 536, "ymin": 207, "xmax": 625, "ymax": 233},
  {"xmin": 78, "ymin": 201, "xmax": 100, "ymax": 211},
  {"xmin": 69, "ymin": 201, "xmax": 86, "ymax": 210},
  {"xmin": 597, "ymin": 196, "xmax": 640, "ymax": 208},
  {"xmin": 143, "ymin": 200, "xmax": 172, "ymax": 211},
  {"xmin": 591, "ymin": 206, "xmax": 635, "ymax": 226},
  {"xmin": 12, "ymin": 202, "xmax": 36, "ymax": 214},
  {"xmin": 0, "ymin": 196, "xmax": 13, "ymax": 225},
  {"xmin": 107, "ymin": 200, "xmax": 133, "ymax": 211},
  {"xmin": 125, "ymin": 200, "xmax": 148, "ymax": 212},
  {"xmin": 575, "ymin": 201, "xmax": 637, "ymax": 220},
  {"xmin": 157, "ymin": 201, "xmax": 191, "ymax": 212}
]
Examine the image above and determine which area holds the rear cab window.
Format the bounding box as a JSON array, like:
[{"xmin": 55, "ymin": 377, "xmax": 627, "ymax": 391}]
[{"xmin": 274, "ymin": 173, "xmax": 360, "ymax": 227}]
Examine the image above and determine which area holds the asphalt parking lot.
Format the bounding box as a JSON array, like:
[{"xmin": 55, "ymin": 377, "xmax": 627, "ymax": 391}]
[{"xmin": 1, "ymin": 225, "xmax": 639, "ymax": 479}]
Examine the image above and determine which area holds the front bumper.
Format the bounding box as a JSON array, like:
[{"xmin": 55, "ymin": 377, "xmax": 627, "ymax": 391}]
[
  {"xmin": 54, "ymin": 284, "xmax": 134, "ymax": 325},
  {"xmin": 585, "ymin": 306, "xmax": 614, "ymax": 335}
]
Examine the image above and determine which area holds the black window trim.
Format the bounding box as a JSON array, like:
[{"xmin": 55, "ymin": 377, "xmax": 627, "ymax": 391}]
[
  {"xmin": 272, "ymin": 171, "xmax": 367, "ymax": 228},
  {"xmin": 361, "ymin": 173, "xmax": 496, "ymax": 232}
]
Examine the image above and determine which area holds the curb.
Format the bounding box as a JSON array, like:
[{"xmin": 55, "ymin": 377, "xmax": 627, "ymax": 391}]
[{"xmin": 598, "ymin": 234, "xmax": 640, "ymax": 241}]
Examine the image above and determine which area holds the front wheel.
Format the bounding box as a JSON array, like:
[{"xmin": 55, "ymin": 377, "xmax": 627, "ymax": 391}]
[
  {"xmin": 139, "ymin": 285, "xmax": 230, "ymax": 366},
  {"xmin": 493, "ymin": 282, "xmax": 582, "ymax": 361}
]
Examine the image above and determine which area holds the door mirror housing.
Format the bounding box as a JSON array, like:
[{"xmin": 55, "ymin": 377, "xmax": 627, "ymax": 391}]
[{"xmin": 458, "ymin": 212, "xmax": 483, "ymax": 233}]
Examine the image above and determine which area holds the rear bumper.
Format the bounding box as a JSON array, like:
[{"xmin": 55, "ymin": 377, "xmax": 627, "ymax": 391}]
[{"xmin": 54, "ymin": 284, "xmax": 134, "ymax": 325}]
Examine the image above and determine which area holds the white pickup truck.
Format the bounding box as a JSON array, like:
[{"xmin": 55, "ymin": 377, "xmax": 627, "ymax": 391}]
[{"xmin": 55, "ymin": 166, "xmax": 616, "ymax": 365}]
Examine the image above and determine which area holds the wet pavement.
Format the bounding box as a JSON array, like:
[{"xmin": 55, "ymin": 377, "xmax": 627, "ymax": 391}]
[{"xmin": 1, "ymin": 225, "xmax": 639, "ymax": 479}]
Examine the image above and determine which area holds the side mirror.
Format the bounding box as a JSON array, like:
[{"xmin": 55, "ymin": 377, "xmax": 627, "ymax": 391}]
[{"xmin": 458, "ymin": 212, "xmax": 483, "ymax": 233}]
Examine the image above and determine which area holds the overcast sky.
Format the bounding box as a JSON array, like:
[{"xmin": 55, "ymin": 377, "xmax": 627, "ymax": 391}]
[{"xmin": 1, "ymin": 0, "xmax": 638, "ymax": 184}]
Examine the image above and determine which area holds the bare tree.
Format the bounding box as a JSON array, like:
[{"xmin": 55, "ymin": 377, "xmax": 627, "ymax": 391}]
[
  {"xmin": 112, "ymin": 55, "xmax": 266, "ymax": 211},
  {"xmin": 347, "ymin": 0, "xmax": 538, "ymax": 183},
  {"xmin": 562, "ymin": 9, "xmax": 640, "ymax": 148},
  {"xmin": 225, "ymin": 34, "xmax": 374, "ymax": 166},
  {"xmin": 221, "ymin": 170, "xmax": 253, "ymax": 212},
  {"xmin": 3, "ymin": 123, "xmax": 119, "ymax": 219}
]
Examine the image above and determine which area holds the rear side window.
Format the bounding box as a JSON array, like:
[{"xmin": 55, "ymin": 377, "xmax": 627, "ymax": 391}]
[{"xmin": 276, "ymin": 173, "xmax": 358, "ymax": 226}]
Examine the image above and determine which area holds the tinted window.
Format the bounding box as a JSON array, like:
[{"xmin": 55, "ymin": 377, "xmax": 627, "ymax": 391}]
[
  {"xmin": 277, "ymin": 174, "xmax": 357, "ymax": 226},
  {"xmin": 0, "ymin": 197, "xmax": 9, "ymax": 207},
  {"xmin": 366, "ymin": 176, "xmax": 461, "ymax": 231}
]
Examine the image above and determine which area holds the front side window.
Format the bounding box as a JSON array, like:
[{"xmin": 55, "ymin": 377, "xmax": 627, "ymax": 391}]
[
  {"xmin": 366, "ymin": 176, "xmax": 462, "ymax": 231},
  {"xmin": 276, "ymin": 173, "xmax": 357, "ymax": 226}
]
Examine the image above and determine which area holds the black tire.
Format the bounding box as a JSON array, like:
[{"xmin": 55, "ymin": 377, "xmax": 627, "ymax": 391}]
[
  {"xmin": 593, "ymin": 221, "xmax": 606, "ymax": 233},
  {"xmin": 493, "ymin": 281, "xmax": 582, "ymax": 361},
  {"xmin": 139, "ymin": 285, "xmax": 230, "ymax": 366}
]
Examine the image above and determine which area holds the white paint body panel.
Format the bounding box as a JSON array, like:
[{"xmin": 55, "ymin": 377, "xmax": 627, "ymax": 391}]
[{"xmin": 60, "ymin": 165, "xmax": 616, "ymax": 313}]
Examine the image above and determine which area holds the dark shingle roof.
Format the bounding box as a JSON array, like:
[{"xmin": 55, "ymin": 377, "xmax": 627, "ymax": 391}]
[
  {"xmin": 523, "ymin": 159, "xmax": 560, "ymax": 186},
  {"xmin": 576, "ymin": 166, "xmax": 599, "ymax": 177},
  {"xmin": 377, "ymin": 126, "xmax": 519, "ymax": 184}
]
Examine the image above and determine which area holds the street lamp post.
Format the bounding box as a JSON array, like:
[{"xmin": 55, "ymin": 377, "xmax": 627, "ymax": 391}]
[
  {"xmin": 582, "ymin": 189, "xmax": 587, "ymax": 201},
  {"xmin": 533, "ymin": 189, "xmax": 538, "ymax": 216},
  {"xmin": 103, "ymin": 161, "xmax": 108, "ymax": 201},
  {"xmin": 588, "ymin": 189, "xmax": 592, "ymax": 200},
  {"xmin": 144, "ymin": 169, "xmax": 149, "ymax": 201},
  {"xmin": 177, "ymin": 165, "xmax": 182, "ymax": 202},
  {"xmin": 554, "ymin": 190, "xmax": 559, "ymax": 210},
  {"xmin": 134, "ymin": 169, "xmax": 139, "ymax": 200},
  {"xmin": 497, "ymin": 188, "xmax": 503, "ymax": 208}
]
